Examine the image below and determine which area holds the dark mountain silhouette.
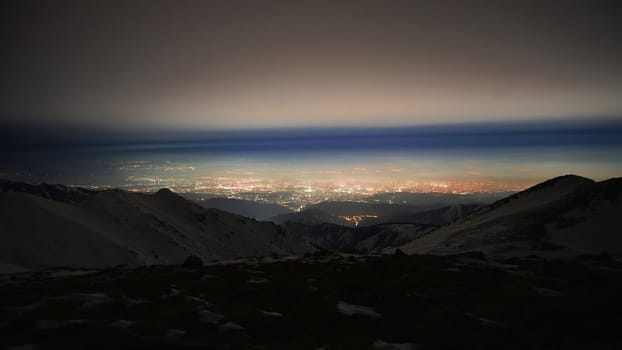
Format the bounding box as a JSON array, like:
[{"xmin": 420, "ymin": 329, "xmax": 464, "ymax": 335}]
[
  {"xmin": 195, "ymin": 197, "xmax": 292, "ymax": 220},
  {"xmin": 269, "ymin": 209, "xmax": 351, "ymax": 226},
  {"xmin": 305, "ymin": 201, "xmax": 433, "ymax": 217}
]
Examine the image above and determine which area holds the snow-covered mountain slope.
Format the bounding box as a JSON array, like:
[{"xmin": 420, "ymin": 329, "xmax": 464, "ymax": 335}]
[
  {"xmin": 400, "ymin": 175, "xmax": 622, "ymax": 257},
  {"xmin": 0, "ymin": 182, "xmax": 313, "ymax": 271}
]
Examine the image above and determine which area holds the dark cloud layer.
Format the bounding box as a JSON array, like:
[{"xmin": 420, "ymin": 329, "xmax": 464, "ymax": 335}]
[{"xmin": 1, "ymin": 0, "xmax": 621, "ymax": 129}]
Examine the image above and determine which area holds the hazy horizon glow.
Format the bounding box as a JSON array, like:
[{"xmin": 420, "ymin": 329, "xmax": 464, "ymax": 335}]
[
  {"xmin": 1, "ymin": 1, "xmax": 622, "ymax": 129},
  {"xmin": 1, "ymin": 1, "xmax": 621, "ymax": 207},
  {"xmin": 2, "ymin": 121, "xmax": 621, "ymax": 207}
]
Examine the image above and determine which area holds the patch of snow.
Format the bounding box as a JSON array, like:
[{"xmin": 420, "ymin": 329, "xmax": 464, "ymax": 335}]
[
  {"xmin": 185, "ymin": 295, "xmax": 213, "ymax": 308},
  {"xmin": 75, "ymin": 293, "xmax": 113, "ymax": 308},
  {"xmin": 464, "ymin": 312, "xmax": 505, "ymax": 328},
  {"xmin": 108, "ymin": 320, "xmax": 135, "ymax": 329},
  {"xmin": 218, "ymin": 322, "xmax": 245, "ymax": 332},
  {"xmin": 9, "ymin": 299, "xmax": 48, "ymax": 315},
  {"xmin": 121, "ymin": 295, "xmax": 151, "ymax": 306},
  {"xmin": 165, "ymin": 329, "xmax": 186, "ymax": 338},
  {"xmin": 161, "ymin": 287, "xmax": 184, "ymax": 299},
  {"xmin": 247, "ymin": 277, "xmax": 270, "ymax": 284},
  {"xmin": 337, "ymin": 301, "xmax": 381, "ymax": 318},
  {"xmin": 373, "ymin": 340, "xmax": 419, "ymax": 350},
  {"xmin": 259, "ymin": 310, "xmax": 283, "ymax": 318},
  {"xmin": 198, "ymin": 309, "xmax": 224, "ymax": 324}
]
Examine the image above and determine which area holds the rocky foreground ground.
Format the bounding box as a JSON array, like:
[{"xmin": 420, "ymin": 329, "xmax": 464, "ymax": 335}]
[{"xmin": 2, "ymin": 252, "xmax": 622, "ymax": 349}]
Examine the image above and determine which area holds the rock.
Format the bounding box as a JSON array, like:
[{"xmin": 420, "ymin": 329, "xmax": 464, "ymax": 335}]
[
  {"xmin": 182, "ymin": 255, "xmax": 204, "ymax": 268},
  {"xmin": 393, "ymin": 248, "xmax": 407, "ymax": 257}
]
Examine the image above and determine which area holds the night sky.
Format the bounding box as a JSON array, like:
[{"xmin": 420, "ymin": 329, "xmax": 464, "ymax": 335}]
[
  {"xmin": 1, "ymin": 0, "xmax": 621, "ymax": 130},
  {"xmin": 1, "ymin": 1, "xmax": 622, "ymax": 187}
]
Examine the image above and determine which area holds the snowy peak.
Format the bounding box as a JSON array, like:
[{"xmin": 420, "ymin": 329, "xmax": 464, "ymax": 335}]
[
  {"xmin": 400, "ymin": 175, "xmax": 622, "ymax": 257},
  {"xmin": 0, "ymin": 181, "xmax": 314, "ymax": 270},
  {"xmin": 527, "ymin": 174, "xmax": 594, "ymax": 190},
  {"xmin": 471, "ymin": 174, "xmax": 595, "ymax": 220}
]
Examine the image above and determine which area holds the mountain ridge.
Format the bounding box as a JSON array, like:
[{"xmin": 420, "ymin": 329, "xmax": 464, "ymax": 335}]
[
  {"xmin": 194, "ymin": 197, "xmax": 292, "ymax": 220},
  {"xmin": 400, "ymin": 175, "xmax": 622, "ymax": 256},
  {"xmin": 0, "ymin": 180, "xmax": 313, "ymax": 271}
]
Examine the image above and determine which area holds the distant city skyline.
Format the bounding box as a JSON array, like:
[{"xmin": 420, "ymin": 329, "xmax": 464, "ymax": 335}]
[{"xmin": 1, "ymin": 119, "xmax": 621, "ymax": 209}]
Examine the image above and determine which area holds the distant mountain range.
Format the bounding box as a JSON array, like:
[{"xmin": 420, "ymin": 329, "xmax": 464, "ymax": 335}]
[
  {"xmin": 269, "ymin": 209, "xmax": 352, "ymax": 226},
  {"xmin": 269, "ymin": 200, "xmax": 483, "ymax": 235},
  {"xmin": 277, "ymin": 204, "xmax": 480, "ymax": 253},
  {"xmin": 366, "ymin": 191, "xmax": 512, "ymax": 206},
  {"xmin": 185, "ymin": 192, "xmax": 506, "ymax": 227},
  {"xmin": 268, "ymin": 202, "xmax": 483, "ymax": 227},
  {"xmin": 361, "ymin": 204, "xmax": 481, "ymax": 227},
  {"xmin": 1, "ymin": 175, "xmax": 620, "ymax": 272},
  {"xmin": 305, "ymin": 201, "xmax": 431, "ymax": 217},
  {"xmin": 400, "ymin": 175, "xmax": 622, "ymax": 256},
  {"xmin": 0, "ymin": 180, "xmax": 313, "ymax": 271}
]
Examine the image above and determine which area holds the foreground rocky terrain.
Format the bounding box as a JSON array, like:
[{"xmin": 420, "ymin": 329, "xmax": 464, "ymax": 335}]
[{"xmin": 2, "ymin": 252, "xmax": 622, "ymax": 349}]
